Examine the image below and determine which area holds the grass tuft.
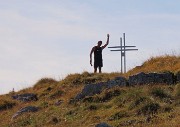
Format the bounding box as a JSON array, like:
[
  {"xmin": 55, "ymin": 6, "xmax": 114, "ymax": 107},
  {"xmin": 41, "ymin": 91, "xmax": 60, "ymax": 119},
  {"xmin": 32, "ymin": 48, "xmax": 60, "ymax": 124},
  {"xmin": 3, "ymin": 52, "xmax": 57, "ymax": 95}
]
[
  {"xmin": 108, "ymin": 111, "xmax": 128, "ymax": 121},
  {"xmin": 137, "ymin": 102, "xmax": 160, "ymax": 115},
  {"xmin": 34, "ymin": 78, "xmax": 58, "ymax": 90},
  {"xmin": 0, "ymin": 100, "xmax": 16, "ymax": 111},
  {"xmin": 175, "ymin": 83, "xmax": 180, "ymax": 96},
  {"xmin": 151, "ymin": 87, "xmax": 170, "ymax": 99},
  {"xmin": 129, "ymin": 96, "xmax": 148, "ymax": 110}
]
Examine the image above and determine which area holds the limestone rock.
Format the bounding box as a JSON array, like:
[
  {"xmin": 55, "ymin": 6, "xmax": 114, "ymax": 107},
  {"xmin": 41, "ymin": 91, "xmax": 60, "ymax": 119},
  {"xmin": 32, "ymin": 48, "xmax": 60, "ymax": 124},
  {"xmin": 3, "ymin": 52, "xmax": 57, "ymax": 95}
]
[
  {"xmin": 129, "ymin": 72, "xmax": 174, "ymax": 85},
  {"xmin": 12, "ymin": 93, "xmax": 38, "ymax": 102},
  {"xmin": 95, "ymin": 122, "xmax": 112, "ymax": 127},
  {"xmin": 75, "ymin": 76, "xmax": 127, "ymax": 100},
  {"xmin": 12, "ymin": 106, "xmax": 39, "ymax": 119},
  {"xmin": 75, "ymin": 82, "xmax": 106, "ymax": 100}
]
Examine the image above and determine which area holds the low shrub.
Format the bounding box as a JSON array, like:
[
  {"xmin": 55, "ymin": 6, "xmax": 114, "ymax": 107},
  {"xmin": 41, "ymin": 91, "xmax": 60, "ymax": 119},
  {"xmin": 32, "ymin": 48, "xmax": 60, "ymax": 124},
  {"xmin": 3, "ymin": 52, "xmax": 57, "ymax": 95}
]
[
  {"xmin": 108, "ymin": 111, "xmax": 128, "ymax": 121},
  {"xmin": 85, "ymin": 104, "xmax": 99, "ymax": 111},
  {"xmin": 129, "ymin": 97, "xmax": 148, "ymax": 110},
  {"xmin": 34, "ymin": 78, "xmax": 58, "ymax": 89},
  {"xmin": 137, "ymin": 102, "xmax": 160, "ymax": 115},
  {"xmin": 35, "ymin": 78, "xmax": 58, "ymax": 85},
  {"xmin": 151, "ymin": 87, "xmax": 170, "ymax": 99},
  {"xmin": 0, "ymin": 100, "xmax": 16, "ymax": 111},
  {"xmin": 49, "ymin": 90, "xmax": 64, "ymax": 99},
  {"xmin": 162, "ymin": 106, "xmax": 173, "ymax": 113},
  {"xmin": 100, "ymin": 89, "xmax": 121, "ymax": 102}
]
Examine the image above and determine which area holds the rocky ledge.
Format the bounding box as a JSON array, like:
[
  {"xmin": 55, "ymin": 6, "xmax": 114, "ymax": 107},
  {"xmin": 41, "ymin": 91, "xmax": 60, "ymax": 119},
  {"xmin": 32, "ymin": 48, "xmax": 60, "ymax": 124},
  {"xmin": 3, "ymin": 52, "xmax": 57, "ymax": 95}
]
[{"xmin": 75, "ymin": 72, "xmax": 179, "ymax": 100}]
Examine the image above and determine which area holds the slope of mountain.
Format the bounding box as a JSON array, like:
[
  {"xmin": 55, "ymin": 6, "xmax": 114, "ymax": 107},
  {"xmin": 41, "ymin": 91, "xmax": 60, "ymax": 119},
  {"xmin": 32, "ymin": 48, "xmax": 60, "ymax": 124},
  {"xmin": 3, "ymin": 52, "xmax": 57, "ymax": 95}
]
[{"xmin": 0, "ymin": 55, "xmax": 179, "ymax": 127}]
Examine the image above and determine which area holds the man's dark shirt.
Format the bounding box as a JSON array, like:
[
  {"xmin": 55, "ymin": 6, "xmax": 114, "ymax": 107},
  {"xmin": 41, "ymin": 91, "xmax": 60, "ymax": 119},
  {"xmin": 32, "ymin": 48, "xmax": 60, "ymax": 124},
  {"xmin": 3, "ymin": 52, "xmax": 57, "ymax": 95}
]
[{"xmin": 94, "ymin": 46, "xmax": 103, "ymax": 68}]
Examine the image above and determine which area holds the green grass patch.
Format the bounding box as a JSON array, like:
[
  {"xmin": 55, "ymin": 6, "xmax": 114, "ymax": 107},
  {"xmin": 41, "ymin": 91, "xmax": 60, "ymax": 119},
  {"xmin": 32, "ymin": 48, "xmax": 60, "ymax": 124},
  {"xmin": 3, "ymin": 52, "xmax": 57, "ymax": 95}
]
[
  {"xmin": 137, "ymin": 102, "xmax": 160, "ymax": 115},
  {"xmin": 175, "ymin": 83, "xmax": 180, "ymax": 96},
  {"xmin": 108, "ymin": 111, "xmax": 128, "ymax": 121},
  {"xmin": 129, "ymin": 96, "xmax": 149, "ymax": 110},
  {"xmin": 151, "ymin": 87, "xmax": 170, "ymax": 99}
]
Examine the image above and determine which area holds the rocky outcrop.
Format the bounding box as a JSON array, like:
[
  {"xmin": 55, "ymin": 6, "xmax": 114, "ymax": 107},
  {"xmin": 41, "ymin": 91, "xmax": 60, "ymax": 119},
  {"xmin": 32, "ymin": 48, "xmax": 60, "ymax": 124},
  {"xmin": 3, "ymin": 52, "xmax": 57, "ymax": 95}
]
[
  {"xmin": 75, "ymin": 77, "xmax": 127, "ymax": 100},
  {"xmin": 95, "ymin": 122, "xmax": 112, "ymax": 127},
  {"xmin": 12, "ymin": 106, "xmax": 39, "ymax": 119},
  {"xmin": 12, "ymin": 93, "xmax": 38, "ymax": 102},
  {"xmin": 74, "ymin": 72, "xmax": 178, "ymax": 101},
  {"xmin": 129, "ymin": 72, "xmax": 175, "ymax": 85}
]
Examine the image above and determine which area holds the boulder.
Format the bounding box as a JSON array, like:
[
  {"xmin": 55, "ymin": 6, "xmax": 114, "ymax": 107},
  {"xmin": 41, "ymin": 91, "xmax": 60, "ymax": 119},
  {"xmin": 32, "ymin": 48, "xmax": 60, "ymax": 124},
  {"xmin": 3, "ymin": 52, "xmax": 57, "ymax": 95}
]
[
  {"xmin": 74, "ymin": 76, "xmax": 127, "ymax": 100},
  {"xmin": 129, "ymin": 72, "xmax": 174, "ymax": 85},
  {"xmin": 75, "ymin": 82, "xmax": 107, "ymax": 100},
  {"xmin": 12, "ymin": 106, "xmax": 39, "ymax": 119},
  {"xmin": 176, "ymin": 72, "xmax": 180, "ymax": 83},
  {"xmin": 95, "ymin": 122, "xmax": 112, "ymax": 127},
  {"xmin": 12, "ymin": 93, "xmax": 38, "ymax": 102}
]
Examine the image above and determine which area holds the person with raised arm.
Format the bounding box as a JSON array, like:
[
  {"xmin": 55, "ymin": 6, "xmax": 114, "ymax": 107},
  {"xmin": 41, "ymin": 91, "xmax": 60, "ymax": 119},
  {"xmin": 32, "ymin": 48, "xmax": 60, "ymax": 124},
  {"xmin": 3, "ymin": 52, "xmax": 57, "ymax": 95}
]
[{"xmin": 90, "ymin": 34, "xmax": 110, "ymax": 73}]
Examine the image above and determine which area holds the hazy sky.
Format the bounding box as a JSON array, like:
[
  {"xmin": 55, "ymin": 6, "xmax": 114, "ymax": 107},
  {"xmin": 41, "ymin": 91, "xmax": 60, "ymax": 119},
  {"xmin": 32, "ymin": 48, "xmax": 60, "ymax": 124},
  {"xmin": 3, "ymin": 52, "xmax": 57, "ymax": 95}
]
[{"xmin": 0, "ymin": 0, "xmax": 180, "ymax": 94}]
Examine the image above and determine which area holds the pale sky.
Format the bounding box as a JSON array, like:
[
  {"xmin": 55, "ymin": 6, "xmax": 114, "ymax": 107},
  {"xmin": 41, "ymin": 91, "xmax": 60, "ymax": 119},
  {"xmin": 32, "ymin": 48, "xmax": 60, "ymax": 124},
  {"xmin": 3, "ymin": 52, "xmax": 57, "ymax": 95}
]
[{"xmin": 0, "ymin": 0, "xmax": 180, "ymax": 94}]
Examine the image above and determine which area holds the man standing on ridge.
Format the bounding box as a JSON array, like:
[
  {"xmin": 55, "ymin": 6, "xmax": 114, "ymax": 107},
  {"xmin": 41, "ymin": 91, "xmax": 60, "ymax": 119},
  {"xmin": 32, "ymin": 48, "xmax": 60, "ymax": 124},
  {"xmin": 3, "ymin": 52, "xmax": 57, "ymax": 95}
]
[{"xmin": 90, "ymin": 34, "xmax": 110, "ymax": 73}]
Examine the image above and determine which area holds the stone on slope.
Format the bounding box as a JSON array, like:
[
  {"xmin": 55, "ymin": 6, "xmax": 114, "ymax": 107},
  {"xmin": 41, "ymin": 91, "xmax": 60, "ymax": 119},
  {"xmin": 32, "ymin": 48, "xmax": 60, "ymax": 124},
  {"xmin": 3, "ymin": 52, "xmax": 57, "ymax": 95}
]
[
  {"xmin": 12, "ymin": 106, "xmax": 39, "ymax": 119},
  {"xmin": 129, "ymin": 72, "xmax": 174, "ymax": 85},
  {"xmin": 12, "ymin": 93, "xmax": 38, "ymax": 102},
  {"xmin": 95, "ymin": 122, "xmax": 112, "ymax": 127},
  {"xmin": 75, "ymin": 82, "xmax": 107, "ymax": 100},
  {"xmin": 74, "ymin": 76, "xmax": 127, "ymax": 100}
]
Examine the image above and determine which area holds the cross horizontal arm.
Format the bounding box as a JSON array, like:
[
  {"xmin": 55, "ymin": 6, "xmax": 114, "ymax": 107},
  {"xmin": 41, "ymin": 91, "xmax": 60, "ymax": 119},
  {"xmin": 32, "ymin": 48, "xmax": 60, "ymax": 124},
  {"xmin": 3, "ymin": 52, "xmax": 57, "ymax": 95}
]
[
  {"xmin": 108, "ymin": 46, "xmax": 136, "ymax": 48},
  {"xmin": 110, "ymin": 49, "xmax": 138, "ymax": 51}
]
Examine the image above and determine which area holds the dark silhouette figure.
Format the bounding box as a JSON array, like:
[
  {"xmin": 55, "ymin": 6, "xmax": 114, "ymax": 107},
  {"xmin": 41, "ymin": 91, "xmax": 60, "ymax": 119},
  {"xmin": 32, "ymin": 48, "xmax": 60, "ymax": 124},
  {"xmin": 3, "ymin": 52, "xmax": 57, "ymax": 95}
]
[{"xmin": 90, "ymin": 34, "xmax": 110, "ymax": 73}]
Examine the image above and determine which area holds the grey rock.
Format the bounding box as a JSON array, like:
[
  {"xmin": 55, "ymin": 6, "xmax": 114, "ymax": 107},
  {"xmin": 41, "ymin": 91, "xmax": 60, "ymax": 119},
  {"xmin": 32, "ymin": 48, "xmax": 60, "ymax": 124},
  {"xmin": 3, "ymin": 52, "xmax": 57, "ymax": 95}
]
[
  {"xmin": 95, "ymin": 122, "xmax": 112, "ymax": 127},
  {"xmin": 107, "ymin": 77, "xmax": 127, "ymax": 88},
  {"xmin": 74, "ymin": 76, "xmax": 127, "ymax": 100},
  {"xmin": 75, "ymin": 82, "xmax": 107, "ymax": 100},
  {"xmin": 129, "ymin": 72, "xmax": 174, "ymax": 85},
  {"xmin": 12, "ymin": 106, "xmax": 39, "ymax": 119},
  {"xmin": 176, "ymin": 72, "xmax": 180, "ymax": 83},
  {"xmin": 12, "ymin": 93, "xmax": 38, "ymax": 102}
]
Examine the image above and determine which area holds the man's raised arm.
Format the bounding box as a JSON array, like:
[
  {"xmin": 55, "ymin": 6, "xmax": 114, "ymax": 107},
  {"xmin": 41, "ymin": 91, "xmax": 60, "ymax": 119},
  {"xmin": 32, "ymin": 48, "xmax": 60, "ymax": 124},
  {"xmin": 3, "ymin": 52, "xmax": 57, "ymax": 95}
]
[{"xmin": 102, "ymin": 34, "xmax": 110, "ymax": 50}]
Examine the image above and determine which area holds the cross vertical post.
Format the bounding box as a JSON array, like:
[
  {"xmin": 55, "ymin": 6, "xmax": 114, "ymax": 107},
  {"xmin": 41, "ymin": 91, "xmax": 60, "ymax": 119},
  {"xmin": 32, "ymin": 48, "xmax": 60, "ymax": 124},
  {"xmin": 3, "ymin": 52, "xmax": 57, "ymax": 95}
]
[
  {"xmin": 120, "ymin": 37, "xmax": 123, "ymax": 73},
  {"xmin": 123, "ymin": 33, "xmax": 126, "ymax": 73}
]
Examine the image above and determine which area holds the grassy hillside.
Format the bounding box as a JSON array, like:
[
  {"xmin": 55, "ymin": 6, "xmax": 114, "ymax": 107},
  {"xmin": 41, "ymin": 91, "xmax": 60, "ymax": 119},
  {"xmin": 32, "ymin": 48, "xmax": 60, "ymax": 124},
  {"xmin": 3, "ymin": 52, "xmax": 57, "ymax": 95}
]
[
  {"xmin": 127, "ymin": 55, "xmax": 180, "ymax": 76},
  {"xmin": 0, "ymin": 55, "xmax": 180, "ymax": 127}
]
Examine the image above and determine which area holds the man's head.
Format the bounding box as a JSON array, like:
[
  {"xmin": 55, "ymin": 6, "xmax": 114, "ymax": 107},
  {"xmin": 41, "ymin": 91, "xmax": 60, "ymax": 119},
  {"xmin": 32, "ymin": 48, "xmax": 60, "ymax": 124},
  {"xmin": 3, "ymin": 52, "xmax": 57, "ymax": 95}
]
[{"xmin": 97, "ymin": 41, "xmax": 102, "ymax": 47}]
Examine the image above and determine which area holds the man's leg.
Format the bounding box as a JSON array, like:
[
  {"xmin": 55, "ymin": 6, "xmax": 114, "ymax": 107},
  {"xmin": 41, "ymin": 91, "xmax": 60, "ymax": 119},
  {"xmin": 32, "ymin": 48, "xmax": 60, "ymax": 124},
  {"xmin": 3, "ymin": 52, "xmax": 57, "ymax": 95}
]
[
  {"xmin": 99, "ymin": 67, "xmax": 102, "ymax": 73},
  {"xmin": 94, "ymin": 67, "xmax": 97, "ymax": 73}
]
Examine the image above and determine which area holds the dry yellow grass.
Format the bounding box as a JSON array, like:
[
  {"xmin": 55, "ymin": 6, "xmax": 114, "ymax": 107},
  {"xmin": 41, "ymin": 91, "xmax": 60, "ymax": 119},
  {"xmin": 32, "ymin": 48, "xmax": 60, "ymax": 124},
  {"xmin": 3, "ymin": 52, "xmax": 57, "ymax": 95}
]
[{"xmin": 127, "ymin": 55, "xmax": 180, "ymax": 76}]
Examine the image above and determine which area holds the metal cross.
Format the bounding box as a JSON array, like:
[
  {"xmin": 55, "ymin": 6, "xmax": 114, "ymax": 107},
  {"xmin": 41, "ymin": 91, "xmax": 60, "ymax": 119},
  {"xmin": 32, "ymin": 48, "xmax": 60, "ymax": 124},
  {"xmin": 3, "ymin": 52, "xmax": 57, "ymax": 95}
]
[{"xmin": 108, "ymin": 33, "xmax": 138, "ymax": 73}]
